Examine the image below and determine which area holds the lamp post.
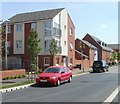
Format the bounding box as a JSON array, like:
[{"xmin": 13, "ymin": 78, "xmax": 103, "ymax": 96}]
[{"xmin": 5, "ymin": 20, "xmax": 9, "ymax": 69}]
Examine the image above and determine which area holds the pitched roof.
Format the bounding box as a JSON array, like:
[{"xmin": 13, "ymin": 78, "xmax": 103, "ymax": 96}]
[
  {"xmin": 87, "ymin": 34, "xmax": 113, "ymax": 52},
  {"xmin": 81, "ymin": 40, "xmax": 97, "ymax": 49},
  {"xmin": 108, "ymin": 44, "xmax": 120, "ymax": 50},
  {"xmin": 89, "ymin": 34, "xmax": 101, "ymax": 42},
  {"xmin": 8, "ymin": 8, "xmax": 65, "ymax": 23}
]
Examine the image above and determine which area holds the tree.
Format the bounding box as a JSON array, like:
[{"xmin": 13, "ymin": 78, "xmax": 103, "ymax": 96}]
[
  {"xmin": 49, "ymin": 39, "xmax": 58, "ymax": 56},
  {"xmin": 27, "ymin": 30, "xmax": 42, "ymax": 72},
  {"xmin": 49, "ymin": 38, "xmax": 59, "ymax": 65},
  {"xmin": 0, "ymin": 26, "xmax": 5, "ymax": 58},
  {"xmin": 110, "ymin": 51, "xmax": 118, "ymax": 61}
]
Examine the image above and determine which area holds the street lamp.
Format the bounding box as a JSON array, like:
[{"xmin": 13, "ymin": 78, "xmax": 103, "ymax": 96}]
[{"xmin": 5, "ymin": 20, "xmax": 9, "ymax": 69}]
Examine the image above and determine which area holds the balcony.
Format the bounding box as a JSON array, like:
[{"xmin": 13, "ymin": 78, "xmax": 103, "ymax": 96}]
[
  {"xmin": 44, "ymin": 28, "xmax": 61, "ymax": 38},
  {"xmin": 53, "ymin": 27, "xmax": 61, "ymax": 37}
]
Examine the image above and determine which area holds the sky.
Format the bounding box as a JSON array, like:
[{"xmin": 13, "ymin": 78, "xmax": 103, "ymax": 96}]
[{"xmin": 1, "ymin": 2, "xmax": 118, "ymax": 44}]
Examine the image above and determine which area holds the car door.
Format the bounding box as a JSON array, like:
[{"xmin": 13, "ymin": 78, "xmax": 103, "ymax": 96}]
[
  {"xmin": 60, "ymin": 68, "xmax": 66, "ymax": 81},
  {"xmin": 64, "ymin": 67, "xmax": 70, "ymax": 80}
]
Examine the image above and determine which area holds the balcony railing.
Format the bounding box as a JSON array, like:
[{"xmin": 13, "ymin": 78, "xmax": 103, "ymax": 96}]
[{"xmin": 44, "ymin": 28, "xmax": 61, "ymax": 37}]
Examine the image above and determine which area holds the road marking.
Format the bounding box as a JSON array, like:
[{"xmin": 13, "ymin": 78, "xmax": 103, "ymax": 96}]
[{"xmin": 104, "ymin": 85, "xmax": 120, "ymax": 103}]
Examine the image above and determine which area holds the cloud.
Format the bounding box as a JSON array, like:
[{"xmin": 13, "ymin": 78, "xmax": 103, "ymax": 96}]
[{"xmin": 100, "ymin": 24, "xmax": 107, "ymax": 28}]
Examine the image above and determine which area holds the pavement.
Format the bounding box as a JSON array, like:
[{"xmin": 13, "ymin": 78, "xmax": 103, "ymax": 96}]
[{"xmin": 1, "ymin": 67, "xmax": 92, "ymax": 87}]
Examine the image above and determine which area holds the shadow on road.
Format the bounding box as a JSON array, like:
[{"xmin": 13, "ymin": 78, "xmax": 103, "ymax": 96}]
[{"xmin": 30, "ymin": 82, "xmax": 69, "ymax": 88}]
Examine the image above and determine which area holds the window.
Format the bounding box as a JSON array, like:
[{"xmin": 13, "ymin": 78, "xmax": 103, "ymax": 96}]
[
  {"xmin": 31, "ymin": 22, "xmax": 37, "ymax": 30},
  {"xmin": 16, "ymin": 24, "xmax": 22, "ymax": 32},
  {"xmin": 45, "ymin": 29, "xmax": 51, "ymax": 35},
  {"xmin": 64, "ymin": 67, "xmax": 69, "ymax": 72},
  {"xmin": 70, "ymin": 42, "xmax": 74, "ymax": 50},
  {"xmin": 7, "ymin": 41, "xmax": 10, "ymax": 54},
  {"xmin": 64, "ymin": 41, "xmax": 66, "ymax": 46},
  {"xmin": 44, "ymin": 40, "xmax": 51, "ymax": 53},
  {"xmin": 98, "ymin": 41, "xmax": 101, "ymax": 45},
  {"xmin": 64, "ymin": 25, "xmax": 66, "ymax": 30},
  {"xmin": 70, "ymin": 27, "xmax": 72, "ymax": 35},
  {"xmin": 70, "ymin": 58, "xmax": 73, "ymax": 64},
  {"xmin": 8, "ymin": 26, "xmax": 10, "ymax": 33},
  {"xmin": 7, "ymin": 41, "xmax": 10, "ymax": 47},
  {"xmin": 44, "ymin": 21, "xmax": 52, "ymax": 29},
  {"xmin": 44, "ymin": 57, "xmax": 50, "ymax": 66},
  {"xmin": 16, "ymin": 40, "xmax": 22, "ymax": 49}
]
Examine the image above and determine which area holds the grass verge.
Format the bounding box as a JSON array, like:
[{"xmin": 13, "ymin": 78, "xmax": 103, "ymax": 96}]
[{"xmin": 0, "ymin": 80, "xmax": 35, "ymax": 89}]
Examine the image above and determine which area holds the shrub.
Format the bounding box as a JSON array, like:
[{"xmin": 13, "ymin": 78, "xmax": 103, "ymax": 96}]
[
  {"xmin": 14, "ymin": 76, "xmax": 17, "ymax": 79},
  {"xmin": 18, "ymin": 75, "xmax": 22, "ymax": 78},
  {"xmin": 22, "ymin": 75, "xmax": 26, "ymax": 78},
  {"xmin": 10, "ymin": 76, "xmax": 14, "ymax": 79}
]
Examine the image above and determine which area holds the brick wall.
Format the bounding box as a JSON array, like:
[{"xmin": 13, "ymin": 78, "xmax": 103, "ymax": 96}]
[
  {"xmin": 0, "ymin": 69, "xmax": 25, "ymax": 79},
  {"xmin": 68, "ymin": 14, "xmax": 75, "ymax": 66},
  {"xmin": 75, "ymin": 59, "xmax": 90, "ymax": 69}
]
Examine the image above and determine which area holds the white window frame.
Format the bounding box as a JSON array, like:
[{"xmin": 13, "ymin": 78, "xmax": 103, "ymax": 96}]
[
  {"xmin": 16, "ymin": 24, "xmax": 22, "ymax": 32},
  {"xmin": 70, "ymin": 27, "xmax": 72, "ymax": 35},
  {"xmin": 44, "ymin": 57, "xmax": 50, "ymax": 66},
  {"xmin": 31, "ymin": 22, "xmax": 37, "ymax": 30},
  {"xmin": 16, "ymin": 40, "xmax": 22, "ymax": 49}
]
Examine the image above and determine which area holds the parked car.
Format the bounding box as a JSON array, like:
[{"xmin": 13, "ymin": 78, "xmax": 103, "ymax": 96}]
[
  {"xmin": 92, "ymin": 60, "xmax": 109, "ymax": 72},
  {"xmin": 36, "ymin": 66, "xmax": 72, "ymax": 86}
]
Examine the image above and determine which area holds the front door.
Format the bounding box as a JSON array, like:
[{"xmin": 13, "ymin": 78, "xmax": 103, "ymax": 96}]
[{"xmin": 94, "ymin": 49, "xmax": 98, "ymax": 61}]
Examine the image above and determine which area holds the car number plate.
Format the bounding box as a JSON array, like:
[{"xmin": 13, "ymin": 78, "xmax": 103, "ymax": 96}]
[{"xmin": 40, "ymin": 80, "xmax": 47, "ymax": 82}]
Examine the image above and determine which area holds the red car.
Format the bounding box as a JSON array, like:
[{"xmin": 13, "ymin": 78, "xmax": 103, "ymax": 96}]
[{"xmin": 36, "ymin": 66, "xmax": 72, "ymax": 86}]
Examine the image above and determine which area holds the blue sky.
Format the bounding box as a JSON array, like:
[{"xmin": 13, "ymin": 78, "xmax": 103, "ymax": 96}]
[{"xmin": 1, "ymin": 2, "xmax": 118, "ymax": 44}]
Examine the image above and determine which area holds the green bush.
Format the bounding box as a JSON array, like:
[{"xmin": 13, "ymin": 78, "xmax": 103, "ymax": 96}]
[
  {"xmin": 18, "ymin": 75, "xmax": 22, "ymax": 78},
  {"xmin": 14, "ymin": 76, "xmax": 17, "ymax": 79},
  {"xmin": 22, "ymin": 75, "xmax": 26, "ymax": 78},
  {"xmin": 10, "ymin": 76, "xmax": 14, "ymax": 79}
]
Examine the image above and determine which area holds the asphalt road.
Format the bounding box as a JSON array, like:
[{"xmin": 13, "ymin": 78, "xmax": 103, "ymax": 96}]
[{"xmin": 2, "ymin": 66, "xmax": 119, "ymax": 103}]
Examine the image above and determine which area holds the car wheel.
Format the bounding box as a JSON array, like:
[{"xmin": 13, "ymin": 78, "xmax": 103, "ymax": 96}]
[
  {"xmin": 57, "ymin": 79, "xmax": 60, "ymax": 86},
  {"xmin": 68, "ymin": 76, "xmax": 72, "ymax": 83},
  {"xmin": 106, "ymin": 68, "xmax": 109, "ymax": 71}
]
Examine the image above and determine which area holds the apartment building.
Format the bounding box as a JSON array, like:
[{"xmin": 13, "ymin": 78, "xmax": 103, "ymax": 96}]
[{"xmin": 2, "ymin": 8, "xmax": 75, "ymax": 69}]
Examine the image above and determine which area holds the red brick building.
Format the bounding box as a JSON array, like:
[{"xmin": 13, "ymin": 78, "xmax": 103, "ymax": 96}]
[
  {"xmin": 83, "ymin": 34, "xmax": 113, "ymax": 61},
  {"xmin": 75, "ymin": 38, "xmax": 97, "ymax": 68}
]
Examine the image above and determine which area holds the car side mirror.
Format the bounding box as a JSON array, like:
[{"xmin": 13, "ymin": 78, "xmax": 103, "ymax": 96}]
[{"xmin": 61, "ymin": 71, "xmax": 65, "ymax": 74}]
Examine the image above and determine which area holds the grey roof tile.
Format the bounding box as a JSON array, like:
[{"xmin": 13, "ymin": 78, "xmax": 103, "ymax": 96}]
[{"xmin": 8, "ymin": 8, "xmax": 65, "ymax": 23}]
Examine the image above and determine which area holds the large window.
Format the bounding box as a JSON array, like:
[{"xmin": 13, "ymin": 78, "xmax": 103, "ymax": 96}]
[
  {"xmin": 16, "ymin": 24, "xmax": 22, "ymax": 32},
  {"xmin": 44, "ymin": 40, "xmax": 51, "ymax": 53},
  {"xmin": 44, "ymin": 20, "xmax": 52, "ymax": 36},
  {"xmin": 44, "ymin": 57, "xmax": 50, "ymax": 66},
  {"xmin": 44, "ymin": 21, "xmax": 52, "ymax": 29},
  {"xmin": 31, "ymin": 22, "xmax": 37, "ymax": 30},
  {"xmin": 45, "ymin": 29, "xmax": 52, "ymax": 35},
  {"xmin": 16, "ymin": 40, "xmax": 22, "ymax": 49}
]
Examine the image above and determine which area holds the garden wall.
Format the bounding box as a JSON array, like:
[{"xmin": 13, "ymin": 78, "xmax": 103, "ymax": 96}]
[{"xmin": 0, "ymin": 69, "xmax": 25, "ymax": 79}]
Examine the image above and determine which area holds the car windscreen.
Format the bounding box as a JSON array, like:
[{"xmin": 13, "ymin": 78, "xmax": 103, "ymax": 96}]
[
  {"xmin": 93, "ymin": 61, "xmax": 102, "ymax": 65},
  {"xmin": 44, "ymin": 68, "xmax": 60, "ymax": 73}
]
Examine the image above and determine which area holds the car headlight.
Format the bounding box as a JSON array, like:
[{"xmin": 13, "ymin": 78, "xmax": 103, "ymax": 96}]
[{"xmin": 51, "ymin": 76, "xmax": 56, "ymax": 79}]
